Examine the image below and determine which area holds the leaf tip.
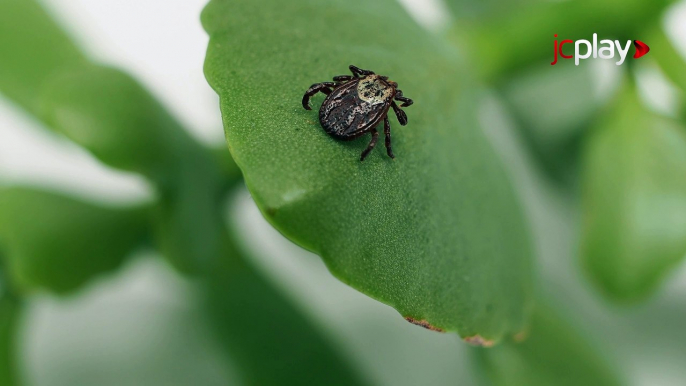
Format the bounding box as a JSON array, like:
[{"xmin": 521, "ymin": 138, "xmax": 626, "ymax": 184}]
[{"xmin": 404, "ymin": 317, "xmax": 444, "ymax": 332}]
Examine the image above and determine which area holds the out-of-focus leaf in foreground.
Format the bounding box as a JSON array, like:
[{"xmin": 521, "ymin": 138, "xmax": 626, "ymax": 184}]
[
  {"xmin": 0, "ymin": 0, "xmax": 230, "ymax": 275},
  {"xmin": 38, "ymin": 65, "xmax": 228, "ymax": 274},
  {"xmin": 581, "ymin": 85, "xmax": 686, "ymax": 301},
  {"xmin": 0, "ymin": 188, "xmax": 148, "ymax": 293},
  {"xmin": 0, "ymin": 0, "xmax": 85, "ymax": 116},
  {"xmin": 472, "ymin": 305, "xmax": 622, "ymax": 386},
  {"xmin": 203, "ymin": 0, "xmax": 534, "ymax": 342}
]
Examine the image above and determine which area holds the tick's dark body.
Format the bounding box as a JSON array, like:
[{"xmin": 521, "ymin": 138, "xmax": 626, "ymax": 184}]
[
  {"xmin": 319, "ymin": 80, "xmax": 392, "ymax": 140},
  {"xmin": 302, "ymin": 65, "xmax": 413, "ymax": 161}
]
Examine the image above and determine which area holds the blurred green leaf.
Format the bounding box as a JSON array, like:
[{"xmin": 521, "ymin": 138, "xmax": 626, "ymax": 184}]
[
  {"xmin": 499, "ymin": 64, "xmax": 607, "ymax": 182},
  {"xmin": 0, "ymin": 0, "xmax": 85, "ymax": 116},
  {"xmin": 0, "ymin": 299, "xmax": 20, "ymax": 386},
  {"xmin": 0, "ymin": 266, "xmax": 21, "ymax": 386},
  {"xmin": 37, "ymin": 65, "xmax": 231, "ymax": 274},
  {"xmin": 472, "ymin": 304, "xmax": 622, "ymax": 386},
  {"xmin": 203, "ymin": 0, "xmax": 534, "ymax": 342},
  {"xmin": 452, "ymin": 0, "xmax": 672, "ymax": 81},
  {"xmin": 0, "ymin": 0, "xmax": 236, "ymax": 274},
  {"xmin": 581, "ymin": 85, "xmax": 686, "ymax": 301},
  {"xmin": 38, "ymin": 65, "xmax": 220, "ymax": 186},
  {"xmin": 0, "ymin": 188, "xmax": 148, "ymax": 293},
  {"xmin": 206, "ymin": 239, "xmax": 370, "ymax": 386},
  {"xmin": 647, "ymin": 25, "xmax": 686, "ymax": 97},
  {"xmin": 444, "ymin": 0, "xmax": 539, "ymax": 21}
]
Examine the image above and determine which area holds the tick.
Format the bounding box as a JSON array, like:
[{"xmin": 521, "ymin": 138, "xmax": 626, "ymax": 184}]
[{"xmin": 302, "ymin": 65, "xmax": 413, "ymax": 161}]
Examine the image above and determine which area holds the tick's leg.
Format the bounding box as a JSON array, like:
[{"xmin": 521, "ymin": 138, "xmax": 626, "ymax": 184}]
[
  {"xmin": 384, "ymin": 116, "xmax": 395, "ymax": 159},
  {"xmin": 391, "ymin": 102, "xmax": 408, "ymax": 126},
  {"xmin": 360, "ymin": 128, "xmax": 379, "ymax": 161},
  {"xmin": 395, "ymin": 96, "xmax": 413, "ymax": 107},
  {"xmin": 302, "ymin": 82, "xmax": 335, "ymax": 110},
  {"xmin": 333, "ymin": 75, "xmax": 354, "ymax": 82},
  {"xmin": 394, "ymin": 90, "xmax": 413, "ymax": 107},
  {"xmin": 350, "ymin": 65, "xmax": 375, "ymax": 77}
]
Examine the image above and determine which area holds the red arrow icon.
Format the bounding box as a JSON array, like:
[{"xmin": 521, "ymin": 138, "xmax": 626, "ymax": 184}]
[{"xmin": 633, "ymin": 40, "xmax": 650, "ymax": 59}]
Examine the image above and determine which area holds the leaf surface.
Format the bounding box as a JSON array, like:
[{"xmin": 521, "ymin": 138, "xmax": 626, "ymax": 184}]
[
  {"xmin": 0, "ymin": 272, "xmax": 20, "ymax": 386},
  {"xmin": 0, "ymin": 0, "xmax": 85, "ymax": 116},
  {"xmin": 0, "ymin": 188, "xmax": 147, "ymax": 293},
  {"xmin": 38, "ymin": 65, "xmax": 230, "ymax": 274},
  {"xmin": 581, "ymin": 86, "xmax": 686, "ymax": 300},
  {"xmin": 203, "ymin": 0, "xmax": 534, "ymax": 341}
]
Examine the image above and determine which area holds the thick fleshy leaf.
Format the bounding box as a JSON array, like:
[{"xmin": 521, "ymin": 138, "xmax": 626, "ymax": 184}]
[
  {"xmin": 581, "ymin": 86, "xmax": 686, "ymax": 300},
  {"xmin": 0, "ymin": 188, "xmax": 148, "ymax": 293},
  {"xmin": 0, "ymin": 0, "xmax": 85, "ymax": 116},
  {"xmin": 203, "ymin": 0, "xmax": 534, "ymax": 341},
  {"xmin": 472, "ymin": 305, "xmax": 622, "ymax": 386}
]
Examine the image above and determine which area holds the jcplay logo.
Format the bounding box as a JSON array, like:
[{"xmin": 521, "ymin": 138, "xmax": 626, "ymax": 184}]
[{"xmin": 551, "ymin": 33, "xmax": 650, "ymax": 66}]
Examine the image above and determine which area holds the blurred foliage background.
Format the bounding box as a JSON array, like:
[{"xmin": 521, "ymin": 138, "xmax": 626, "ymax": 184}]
[{"xmin": 0, "ymin": 0, "xmax": 685, "ymax": 385}]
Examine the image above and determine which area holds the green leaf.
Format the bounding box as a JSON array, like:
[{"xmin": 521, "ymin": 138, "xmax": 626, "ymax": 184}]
[
  {"xmin": 647, "ymin": 25, "xmax": 686, "ymax": 97},
  {"xmin": 203, "ymin": 0, "xmax": 534, "ymax": 342},
  {"xmin": 498, "ymin": 64, "xmax": 604, "ymax": 182},
  {"xmin": 0, "ymin": 188, "xmax": 148, "ymax": 293},
  {"xmin": 472, "ymin": 304, "xmax": 622, "ymax": 386},
  {"xmin": 443, "ymin": 0, "xmax": 539, "ymax": 21},
  {"xmin": 580, "ymin": 85, "xmax": 686, "ymax": 301},
  {"xmin": 37, "ymin": 65, "xmax": 231, "ymax": 274},
  {"xmin": 0, "ymin": 300, "xmax": 20, "ymax": 386},
  {"xmin": 0, "ymin": 0, "xmax": 85, "ymax": 116},
  {"xmin": 206, "ymin": 240, "xmax": 370, "ymax": 386},
  {"xmin": 0, "ymin": 0, "xmax": 237, "ymax": 274},
  {"xmin": 0, "ymin": 267, "xmax": 21, "ymax": 386},
  {"xmin": 38, "ymin": 65, "xmax": 215, "ymax": 185}
]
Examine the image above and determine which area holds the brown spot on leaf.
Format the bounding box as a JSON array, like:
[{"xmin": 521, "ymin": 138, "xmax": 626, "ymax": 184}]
[
  {"xmin": 464, "ymin": 335, "xmax": 495, "ymax": 347},
  {"xmin": 404, "ymin": 317, "xmax": 444, "ymax": 332}
]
